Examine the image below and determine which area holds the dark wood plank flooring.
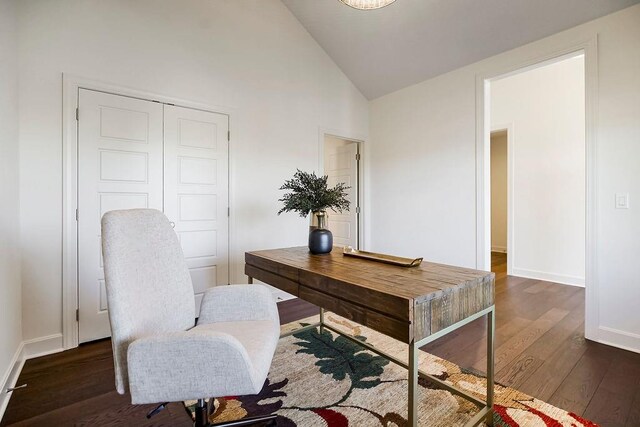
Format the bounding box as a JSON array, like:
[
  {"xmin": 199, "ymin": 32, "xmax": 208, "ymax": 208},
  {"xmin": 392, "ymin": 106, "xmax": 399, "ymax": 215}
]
[{"xmin": 3, "ymin": 253, "xmax": 639, "ymax": 426}]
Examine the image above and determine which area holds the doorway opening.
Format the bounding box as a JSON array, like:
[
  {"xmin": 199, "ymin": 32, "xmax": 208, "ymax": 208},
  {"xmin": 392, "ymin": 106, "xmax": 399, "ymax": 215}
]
[
  {"xmin": 486, "ymin": 53, "xmax": 586, "ymax": 288},
  {"xmin": 490, "ymin": 129, "xmax": 509, "ymax": 281},
  {"xmin": 322, "ymin": 135, "xmax": 361, "ymax": 249}
]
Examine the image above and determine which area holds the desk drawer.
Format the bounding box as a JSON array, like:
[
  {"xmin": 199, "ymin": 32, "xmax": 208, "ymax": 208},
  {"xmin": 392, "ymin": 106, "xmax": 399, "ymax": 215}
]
[
  {"xmin": 245, "ymin": 264, "xmax": 299, "ymax": 297},
  {"xmin": 299, "ymin": 286, "xmax": 411, "ymax": 343}
]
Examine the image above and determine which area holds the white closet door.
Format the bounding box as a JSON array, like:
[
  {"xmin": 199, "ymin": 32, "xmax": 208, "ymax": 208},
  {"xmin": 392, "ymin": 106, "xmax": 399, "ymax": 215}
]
[
  {"xmin": 163, "ymin": 105, "xmax": 229, "ymax": 313},
  {"xmin": 78, "ymin": 89, "xmax": 164, "ymax": 343},
  {"xmin": 325, "ymin": 143, "xmax": 359, "ymax": 248}
]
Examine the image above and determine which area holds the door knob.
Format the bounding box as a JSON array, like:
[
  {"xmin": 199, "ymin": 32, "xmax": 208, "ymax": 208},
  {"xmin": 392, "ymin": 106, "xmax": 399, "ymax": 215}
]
[{"xmin": 170, "ymin": 221, "xmax": 175, "ymax": 228}]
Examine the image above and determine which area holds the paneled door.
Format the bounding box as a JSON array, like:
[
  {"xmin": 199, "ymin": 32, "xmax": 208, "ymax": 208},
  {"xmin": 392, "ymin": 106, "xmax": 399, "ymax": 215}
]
[
  {"xmin": 163, "ymin": 105, "xmax": 229, "ymax": 313},
  {"xmin": 77, "ymin": 89, "xmax": 164, "ymax": 343},
  {"xmin": 325, "ymin": 141, "xmax": 359, "ymax": 248}
]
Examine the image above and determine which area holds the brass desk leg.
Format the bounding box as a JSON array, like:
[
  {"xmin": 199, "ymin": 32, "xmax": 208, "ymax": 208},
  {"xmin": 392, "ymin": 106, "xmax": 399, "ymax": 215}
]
[
  {"xmin": 406, "ymin": 306, "xmax": 494, "ymax": 427},
  {"xmin": 486, "ymin": 307, "xmax": 495, "ymax": 426},
  {"xmin": 408, "ymin": 340, "xmax": 418, "ymax": 427}
]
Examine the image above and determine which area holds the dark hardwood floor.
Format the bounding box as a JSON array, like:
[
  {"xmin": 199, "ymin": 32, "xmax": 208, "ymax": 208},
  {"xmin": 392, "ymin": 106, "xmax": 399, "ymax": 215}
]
[
  {"xmin": 3, "ymin": 253, "xmax": 639, "ymax": 426},
  {"xmin": 0, "ymin": 301, "xmax": 319, "ymax": 427},
  {"xmin": 421, "ymin": 252, "xmax": 640, "ymax": 427}
]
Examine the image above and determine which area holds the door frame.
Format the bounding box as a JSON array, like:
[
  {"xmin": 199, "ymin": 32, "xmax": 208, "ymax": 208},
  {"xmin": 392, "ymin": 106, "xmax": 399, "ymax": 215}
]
[
  {"xmin": 475, "ymin": 37, "xmax": 598, "ymax": 341},
  {"xmin": 317, "ymin": 129, "xmax": 366, "ymax": 250},
  {"xmin": 62, "ymin": 74, "xmax": 235, "ymax": 349},
  {"xmin": 489, "ymin": 124, "xmax": 514, "ymax": 275}
]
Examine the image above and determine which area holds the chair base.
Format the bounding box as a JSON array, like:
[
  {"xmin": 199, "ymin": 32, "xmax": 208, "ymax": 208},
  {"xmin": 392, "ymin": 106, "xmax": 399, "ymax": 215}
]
[
  {"xmin": 195, "ymin": 398, "xmax": 277, "ymax": 427},
  {"xmin": 146, "ymin": 402, "xmax": 168, "ymax": 419}
]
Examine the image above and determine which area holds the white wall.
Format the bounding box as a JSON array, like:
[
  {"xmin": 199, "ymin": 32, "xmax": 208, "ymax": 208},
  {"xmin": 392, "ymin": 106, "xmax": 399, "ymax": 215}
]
[
  {"xmin": 17, "ymin": 0, "xmax": 368, "ymax": 343},
  {"xmin": 490, "ymin": 131, "xmax": 507, "ymax": 253},
  {"xmin": 0, "ymin": 0, "xmax": 23, "ymax": 413},
  {"xmin": 369, "ymin": 66, "xmax": 477, "ymax": 265},
  {"xmin": 491, "ymin": 56, "xmax": 585, "ymax": 286},
  {"xmin": 370, "ymin": 5, "xmax": 640, "ymax": 352}
]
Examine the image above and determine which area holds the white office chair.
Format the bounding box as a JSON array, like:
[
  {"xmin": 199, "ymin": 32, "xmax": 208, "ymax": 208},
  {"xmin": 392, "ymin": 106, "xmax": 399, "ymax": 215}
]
[{"xmin": 101, "ymin": 209, "xmax": 279, "ymax": 426}]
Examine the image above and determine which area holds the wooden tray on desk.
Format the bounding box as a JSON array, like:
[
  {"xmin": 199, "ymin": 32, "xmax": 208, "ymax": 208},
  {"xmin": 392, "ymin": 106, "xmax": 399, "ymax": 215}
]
[{"xmin": 342, "ymin": 246, "xmax": 423, "ymax": 267}]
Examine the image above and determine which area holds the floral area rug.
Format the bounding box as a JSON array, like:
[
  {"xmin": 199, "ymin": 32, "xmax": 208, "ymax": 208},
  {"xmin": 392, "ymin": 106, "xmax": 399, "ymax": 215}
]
[{"xmin": 185, "ymin": 313, "xmax": 598, "ymax": 426}]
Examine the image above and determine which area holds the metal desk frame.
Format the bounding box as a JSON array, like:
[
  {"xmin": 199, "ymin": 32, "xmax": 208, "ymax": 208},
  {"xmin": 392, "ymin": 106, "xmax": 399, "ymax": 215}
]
[{"xmin": 249, "ymin": 277, "xmax": 495, "ymax": 427}]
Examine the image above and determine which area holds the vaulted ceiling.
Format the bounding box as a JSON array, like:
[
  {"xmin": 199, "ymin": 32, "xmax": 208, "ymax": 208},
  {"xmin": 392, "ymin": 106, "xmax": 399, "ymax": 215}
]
[{"xmin": 282, "ymin": 0, "xmax": 639, "ymax": 99}]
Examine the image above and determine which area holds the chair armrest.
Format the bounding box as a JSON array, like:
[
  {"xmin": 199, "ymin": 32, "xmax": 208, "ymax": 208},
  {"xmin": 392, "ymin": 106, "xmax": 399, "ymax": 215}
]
[
  {"xmin": 197, "ymin": 284, "xmax": 279, "ymax": 325},
  {"xmin": 127, "ymin": 328, "xmax": 257, "ymax": 404}
]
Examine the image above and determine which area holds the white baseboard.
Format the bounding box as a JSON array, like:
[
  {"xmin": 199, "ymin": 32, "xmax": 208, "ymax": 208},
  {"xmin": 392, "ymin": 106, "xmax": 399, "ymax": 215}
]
[
  {"xmin": 23, "ymin": 333, "xmax": 64, "ymax": 359},
  {"xmin": 0, "ymin": 333, "xmax": 65, "ymax": 421},
  {"xmin": 0, "ymin": 342, "xmax": 25, "ymax": 420},
  {"xmin": 254, "ymin": 282, "xmax": 296, "ymax": 303},
  {"xmin": 595, "ymin": 326, "xmax": 640, "ymax": 354},
  {"xmin": 511, "ymin": 267, "xmax": 585, "ymax": 287},
  {"xmin": 271, "ymin": 288, "xmax": 296, "ymax": 303},
  {"xmin": 491, "ymin": 246, "xmax": 507, "ymax": 253}
]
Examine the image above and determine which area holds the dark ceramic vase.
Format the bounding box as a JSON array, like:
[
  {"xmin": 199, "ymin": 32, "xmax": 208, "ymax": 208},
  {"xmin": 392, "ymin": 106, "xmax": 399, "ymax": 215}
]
[
  {"xmin": 309, "ymin": 228, "xmax": 333, "ymax": 254},
  {"xmin": 308, "ymin": 211, "xmax": 333, "ymax": 255}
]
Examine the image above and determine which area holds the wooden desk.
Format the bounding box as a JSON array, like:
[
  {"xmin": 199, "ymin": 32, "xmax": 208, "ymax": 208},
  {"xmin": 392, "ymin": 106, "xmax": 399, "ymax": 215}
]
[{"xmin": 245, "ymin": 246, "xmax": 495, "ymax": 426}]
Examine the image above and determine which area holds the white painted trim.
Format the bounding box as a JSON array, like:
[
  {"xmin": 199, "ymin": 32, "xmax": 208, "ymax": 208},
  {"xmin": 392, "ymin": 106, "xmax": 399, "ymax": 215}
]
[
  {"xmin": 475, "ymin": 75, "xmax": 491, "ymax": 271},
  {"xmin": 62, "ymin": 74, "xmax": 237, "ymax": 349},
  {"xmin": 510, "ymin": 267, "xmax": 585, "ymax": 287},
  {"xmin": 271, "ymin": 288, "xmax": 297, "ymax": 303},
  {"xmin": 227, "ymin": 111, "xmax": 240, "ymax": 285},
  {"xmin": 250, "ymin": 282, "xmax": 296, "ymax": 303},
  {"xmin": 273, "ymin": 293, "xmax": 297, "ymax": 303},
  {"xmin": 0, "ymin": 334, "xmax": 68, "ymax": 420},
  {"xmin": 62, "ymin": 75, "xmax": 79, "ymax": 351},
  {"xmin": 317, "ymin": 128, "xmax": 368, "ymax": 250},
  {"xmin": 597, "ymin": 327, "xmax": 640, "ymax": 354},
  {"xmin": 0, "ymin": 343, "xmax": 25, "ymax": 420},
  {"xmin": 583, "ymin": 37, "xmax": 600, "ymax": 345},
  {"xmin": 475, "ymin": 36, "xmax": 599, "ymax": 343},
  {"xmin": 23, "ymin": 334, "xmax": 64, "ymax": 359}
]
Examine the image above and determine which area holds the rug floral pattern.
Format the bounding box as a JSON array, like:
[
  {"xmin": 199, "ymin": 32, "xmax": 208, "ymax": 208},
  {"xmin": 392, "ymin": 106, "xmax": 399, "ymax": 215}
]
[{"xmin": 186, "ymin": 313, "xmax": 598, "ymax": 426}]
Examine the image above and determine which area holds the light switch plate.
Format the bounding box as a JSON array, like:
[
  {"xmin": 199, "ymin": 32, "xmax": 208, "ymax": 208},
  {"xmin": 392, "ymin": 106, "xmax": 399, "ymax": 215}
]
[{"xmin": 615, "ymin": 193, "xmax": 629, "ymax": 209}]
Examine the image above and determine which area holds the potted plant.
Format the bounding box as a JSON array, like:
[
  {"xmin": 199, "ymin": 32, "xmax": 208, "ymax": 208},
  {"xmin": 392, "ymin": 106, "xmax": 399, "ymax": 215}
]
[{"xmin": 278, "ymin": 169, "xmax": 350, "ymax": 254}]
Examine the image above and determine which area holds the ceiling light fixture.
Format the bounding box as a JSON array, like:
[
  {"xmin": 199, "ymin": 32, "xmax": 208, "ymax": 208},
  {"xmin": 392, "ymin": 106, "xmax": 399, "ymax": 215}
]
[{"xmin": 339, "ymin": 0, "xmax": 397, "ymax": 10}]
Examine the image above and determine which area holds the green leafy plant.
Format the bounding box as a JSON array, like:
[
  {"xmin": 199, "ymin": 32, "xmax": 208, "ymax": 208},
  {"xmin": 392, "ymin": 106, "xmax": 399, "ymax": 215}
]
[{"xmin": 277, "ymin": 169, "xmax": 350, "ymax": 217}]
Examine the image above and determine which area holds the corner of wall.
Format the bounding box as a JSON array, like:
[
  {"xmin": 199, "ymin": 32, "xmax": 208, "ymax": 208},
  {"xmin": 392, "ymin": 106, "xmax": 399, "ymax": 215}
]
[
  {"xmin": 0, "ymin": 334, "xmax": 65, "ymax": 420},
  {"xmin": 0, "ymin": 0, "xmax": 25, "ymax": 420},
  {"xmin": 0, "ymin": 343, "xmax": 25, "ymax": 420}
]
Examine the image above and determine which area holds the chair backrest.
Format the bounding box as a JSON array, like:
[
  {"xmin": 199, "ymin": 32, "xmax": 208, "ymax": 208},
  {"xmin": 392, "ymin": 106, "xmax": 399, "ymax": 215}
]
[{"xmin": 101, "ymin": 209, "xmax": 195, "ymax": 394}]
